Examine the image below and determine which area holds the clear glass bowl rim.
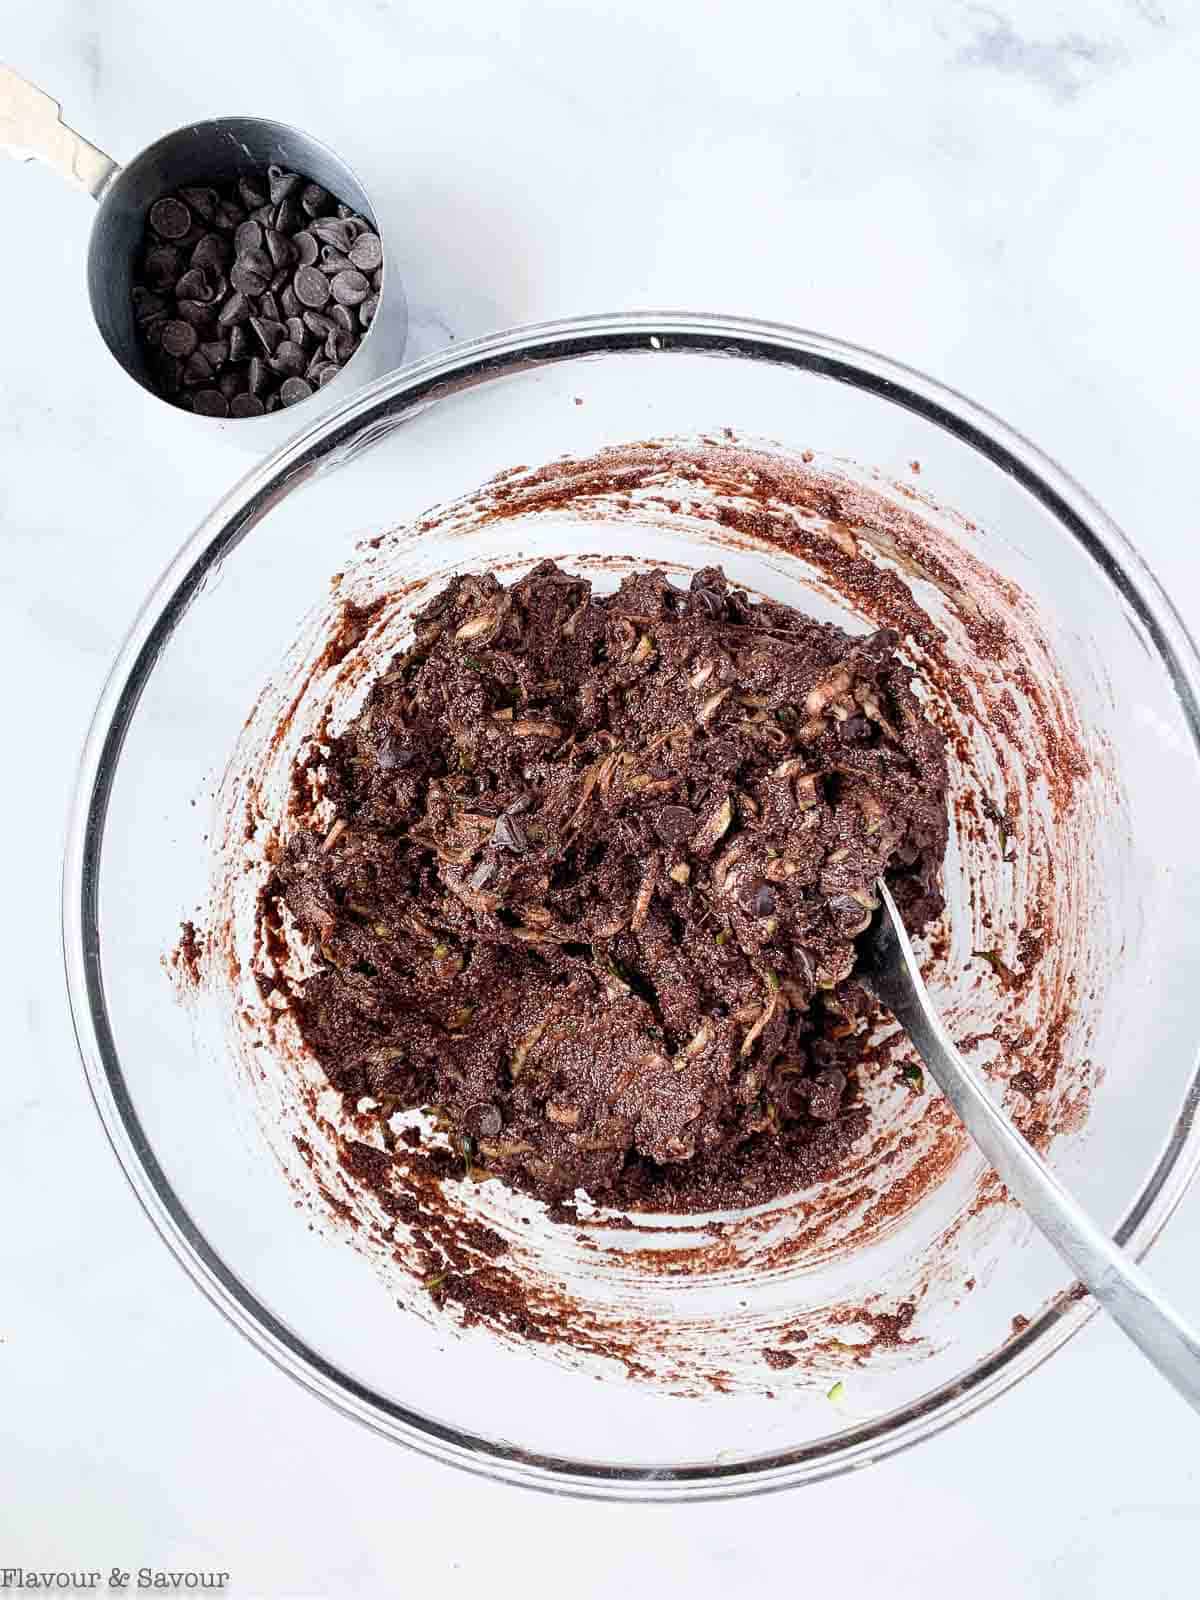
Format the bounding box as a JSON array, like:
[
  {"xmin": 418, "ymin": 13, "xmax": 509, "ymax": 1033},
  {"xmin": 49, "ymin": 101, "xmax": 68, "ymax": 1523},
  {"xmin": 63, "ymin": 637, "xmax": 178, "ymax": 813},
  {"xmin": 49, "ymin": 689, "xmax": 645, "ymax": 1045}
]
[{"xmin": 62, "ymin": 310, "xmax": 1200, "ymax": 1501}]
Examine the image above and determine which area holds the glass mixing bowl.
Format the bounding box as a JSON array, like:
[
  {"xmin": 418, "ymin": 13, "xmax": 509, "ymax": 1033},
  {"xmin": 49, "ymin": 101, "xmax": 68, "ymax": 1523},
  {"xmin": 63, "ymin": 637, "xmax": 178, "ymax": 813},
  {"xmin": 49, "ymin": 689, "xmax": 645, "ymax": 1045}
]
[{"xmin": 63, "ymin": 313, "xmax": 1200, "ymax": 1499}]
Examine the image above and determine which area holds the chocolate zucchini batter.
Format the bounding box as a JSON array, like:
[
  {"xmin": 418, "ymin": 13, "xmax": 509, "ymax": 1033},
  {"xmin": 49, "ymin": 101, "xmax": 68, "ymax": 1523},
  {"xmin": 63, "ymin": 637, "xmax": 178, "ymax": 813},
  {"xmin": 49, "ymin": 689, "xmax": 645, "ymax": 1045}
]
[{"xmin": 269, "ymin": 562, "xmax": 949, "ymax": 1210}]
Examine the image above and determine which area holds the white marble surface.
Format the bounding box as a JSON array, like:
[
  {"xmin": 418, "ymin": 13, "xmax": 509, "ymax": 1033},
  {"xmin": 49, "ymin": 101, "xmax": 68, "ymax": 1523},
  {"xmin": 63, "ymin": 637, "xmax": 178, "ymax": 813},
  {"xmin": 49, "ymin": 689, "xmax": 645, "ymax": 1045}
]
[{"xmin": 4, "ymin": 0, "xmax": 1200, "ymax": 1593}]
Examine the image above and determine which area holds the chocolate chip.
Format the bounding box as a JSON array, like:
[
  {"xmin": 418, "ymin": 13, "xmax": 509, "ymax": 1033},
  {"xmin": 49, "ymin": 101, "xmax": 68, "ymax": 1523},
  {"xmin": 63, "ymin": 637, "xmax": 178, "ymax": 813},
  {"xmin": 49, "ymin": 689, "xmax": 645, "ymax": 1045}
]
[
  {"xmin": 192, "ymin": 388, "xmax": 229, "ymax": 418},
  {"xmin": 752, "ymin": 883, "xmax": 777, "ymax": 918},
  {"xmin": 691, "ymin": 585, "xmax": 724, "ymax": 618},
  {"xmin": 318, "ymin": 246, "xmax": 353, "ymax": 277},
  {"xmin": 349, "ymin": 233, "xmax": 383, "ymax": 272},
  {"xmin": 151, "ymin": 353, "xmax": 182, "ymax": 394},
  {"xmin": 271, "ymin": 339, "xmax": 306, "ymax": 376},
  {"xmin": 252, "ymin": 202, "xmax": 276, "ymax": 226},
  {"xmin": 149, "ymin": 197, "xmax": 191, "ymax": 240},
  {"xmin": 311, "ymin": 218, "xmax": 357, "ymax": 253},
  {"xmin": 230, "ymin": 259, "xmax": 268, "ymax": 297},
  {"xmin": 286, "ymin": 315, "xmax": 309, "ymax": 348},
  {"xmin": 132, "ymin": 288, "xmax": 168, "ymax": 323},
  {"xmin": 218, "ymin": 370, "xmax": 242, "ymax": 400},
  {"xmin": 176, "ymin": 298, "xmax": 216, "ymax": 327},
  {"xmin": 182, "ymin": 350, "xmax": 213, "ymax": 385},
  {"xmin": 234, "ymin": 219, "xmax": 263, "ymax": 255},
  {"xmin": 250, "ymin": 317, "xmax": 285, "ymax": 355},
  {"xmin": 808, "ymin": 1068, "xmax": 847, "ymax": 1121},
  {"xmin": 246, "ymin": 356, "xmax": 270, "ymax": 396},
  {"xmin": 264, "ymin": 227, "xmax": 293, "ymax": 268},
  {"xmin": 654, "ymin": 805, "xmax": 695, "ymax": 845},
  {"xmin": 190, "ymin": 233, "xmax": 229, "ymax": 272},
  {"xmin": 331, "ymin": 272, "xmax": 369, "ymax": 308},
  {"xmin": 359, "ymin": 293, "xmax": 378, "ymax": 329},
  {"xmin": 839, "ymin": 714, "xmax": 874, "ymax": 745},
  {"xmin": 268, "ymin": 165, "xmax": 302, "ymax": 204},
  {"xmin": 329, "ymin": 303, "xmax": 355, "ymax": 334},
  {"xmin": 300, "ymin": 181, "xmax": 330, "ymax": 217},
  {"xmin": 325, "ymin": 329, "xmax": 354, "ymax": 364},
  {"xmin": 258, "ymin": 291, "xmax": 282, "ymax": 323},
  {"xmin": 279, "ymin": 375, "xmax": 313, "ymax": 406},
  {"xmin": 227, "ymin": 325, "xmax": 251, "ymax": 362},
  {"xmin": 280, "ymin": 284, "xmax": 302, "ymax": 319},
  {"xmin": 294, "ymin": 264, "xmax": 331, "ymax": 308},
  {"xmin": 212, "ymin": 289, "xmax": 248, "ymax": 326},
  {"xmin": 213, "ymin": 199, "xmax": 245, "ymax": 233},
  {"xmin": 293, "ymin": 230, "xmax": 319, "ymax": 267},
  {"xmin": 160, "ymin": 320, "xmax": 198, "ymax": 357},
  {"xmin": 312, "ymin": 362, "xmax": 340, "ymax": 387},
  {"xmin": 142, "ymin": 244, "xmax": 181, "ymax": 291},
  {"xmin": 274, "ymin": 195, "xmax": 302, "ymax": 235},
  {"xmin": 200, "ymin": 339, "xmax": 228, "ymax": 368},
  {"xmin": 238, "ymin": 176, "xmax": 268, "ymax": 211},
  {"xmin": 264, "ymin": 392, "xmax": 281, "ymax": 412},
  {"xmin": 174, "ymin": 266, "xmax": 212, "ymax": 302},
  {"xmin": 228, "ymin": 392, "xmax": 265, "ymax": 418},
  {"xmin": 303, "ymin": 310, "xmax": 335, "ymax": 338},
  {"xmin": 269, "ymin": 266, "xmax": 290, "ymax": 294},
  {"xmin": 179, "ymin": 185, "xmax": 218, "ymax": 222}
]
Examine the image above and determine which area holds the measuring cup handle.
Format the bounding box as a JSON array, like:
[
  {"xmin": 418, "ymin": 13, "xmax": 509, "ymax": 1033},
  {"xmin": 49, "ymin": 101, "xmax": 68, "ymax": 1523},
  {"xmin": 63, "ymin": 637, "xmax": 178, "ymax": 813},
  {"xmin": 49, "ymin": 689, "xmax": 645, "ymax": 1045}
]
[{"xmin": 0, "ymin": 64, "xmax": 119, "ymax": 199}]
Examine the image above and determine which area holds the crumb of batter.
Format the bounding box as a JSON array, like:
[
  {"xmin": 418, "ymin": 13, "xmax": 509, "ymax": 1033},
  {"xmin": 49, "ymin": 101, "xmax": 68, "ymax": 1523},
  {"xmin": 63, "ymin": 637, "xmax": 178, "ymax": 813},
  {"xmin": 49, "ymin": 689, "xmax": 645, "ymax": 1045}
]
[{"xmin": 266, "ymin": 562, "xmax": 948, "ymax": 1211}]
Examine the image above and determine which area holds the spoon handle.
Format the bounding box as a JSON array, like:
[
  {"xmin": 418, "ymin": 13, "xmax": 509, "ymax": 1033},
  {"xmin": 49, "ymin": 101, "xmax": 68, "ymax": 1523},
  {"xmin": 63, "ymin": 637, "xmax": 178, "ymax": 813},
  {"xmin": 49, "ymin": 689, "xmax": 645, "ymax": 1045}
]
[
  {"xmin": 870, "ymin": 880, "xmax": 1200, "ymax": 1415},
  {"xmin": 0, "ymin": 65, "xmax": 118, "ymax": 199}
]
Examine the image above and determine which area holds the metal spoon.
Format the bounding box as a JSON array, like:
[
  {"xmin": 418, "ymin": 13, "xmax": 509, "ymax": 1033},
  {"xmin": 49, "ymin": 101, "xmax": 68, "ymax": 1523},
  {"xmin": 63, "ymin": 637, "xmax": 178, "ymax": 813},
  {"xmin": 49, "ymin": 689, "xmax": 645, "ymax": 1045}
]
[{"xmin": 861, "ymin": 878, "xmax": 1200, "ymax": 1413}]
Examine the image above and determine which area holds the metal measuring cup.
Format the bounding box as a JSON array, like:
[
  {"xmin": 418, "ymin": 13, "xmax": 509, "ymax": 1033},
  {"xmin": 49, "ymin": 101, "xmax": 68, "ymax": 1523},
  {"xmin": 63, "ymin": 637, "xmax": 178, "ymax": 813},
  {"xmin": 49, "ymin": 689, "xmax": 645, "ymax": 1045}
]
[{"xmin": 0, "ymin": 66, "xmax": 407, "ymax": 444}]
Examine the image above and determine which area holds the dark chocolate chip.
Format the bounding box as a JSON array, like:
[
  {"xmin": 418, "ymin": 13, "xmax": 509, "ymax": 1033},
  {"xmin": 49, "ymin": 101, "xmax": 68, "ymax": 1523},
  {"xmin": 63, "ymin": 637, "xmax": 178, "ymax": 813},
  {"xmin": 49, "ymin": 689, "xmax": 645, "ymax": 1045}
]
[
  {"xmin": 160, "ymin": 320, "xmax": 198, "ymax": 358},
  {"xmin": 268, "ymin": 165, "xmax": 302, "ymax": 205},
  {"xmin": 229, "ymin": 392, "xmax": 265, "ymax": 418},
  {"xmin": 174, "ymin": 267, "xmax": 212, "ymax": 302},
  {"xmin": 654, "ymin": 805, "xmax": 695, "ymax": 845},
  {"xmin": 213, "ymin": 199, "xmax": 245, "ymax": 233},
  {"xmin": 349, "ymin": 233, "xmax": 383, "ymax": 272},
  {"xmin": 190, "ymin": 233, "xmax": 229, "ymax": 272},
  {"xmin": 132, "ymin": 287, "xmax": 168, "ymax": 323},
  {"xmin": 279, "ymin": 284, "xmax": 302, "ymax": 319},
  {"xmin": 230, "ymin": 260, "xmax": 268, "ymax": 297},
  {"xmin": 318, "ymin": 246, "xmax": 353, "ymax": 276},
  {"xmin": 238, "ymin": 176, "xmax": 268, "ymax": 211},
  {"xmin": 752, "ymin": 883, "xmax": 777, "ymax": 919},
  {"xmin": 329, "ymin": 303, "xmax": 355, "ymax": 334},
  {"xmin": 313, "ymin": 362, "xmax": 340, "ymax": 387},
  {"xmin": 279, "ymin": 375, "xmax": 313, "ymax": 406},
  {"xmin": 246, "ymin": 356, "xmax": 270, "ymax": 396},
  {"xmin": 228, "ymin": 324, "xmax": 252, "ymax": 362},
  {"xmin": 493, "ymin": 813, "xmax": 529, "ymax": 854},
  {"xmin": 199, "ymin": 339, "xmax": 229, "ymax": 368},
  {"xmin": 182, "ymin": 350, "xmax": 213, "ymax": 385},
  {"xmin": 217, "ymin": 370, "xmax": 242, "ymax": 400},
  {"xmin": 359, "ymin": 293, "xmax": 378, "ymax": 328},
  {"xmin": 176, "ymin": 298, "xmax": 216, "ymax": 327},
  {"xmin": 179, "ymin": 186, "xmax": 218, "ymax": 222},
  {"xmin": 270, "ymin": 339, "xmax": 306, "ymax": 376},
  {"xmin": 264, "ymin": 227, "xmax": 293, "ymax": 268},
  {"xmin": 302, "ymin": 310, "xmax": 335, "ymax": 337},
  {"xmin": 331, "ymin": 269, "xmax": 370, "ymax": 306},
  {"xmin": 293, "ymin": 230, "xmax": 319, "ymax": 267},
  {"xmin": 294, "ymin": 264, "xmax": 330, "ymax": 308},
  {"xmin": 142, "ymin": 244, "xmax": 181, "ymax": 291},
  {"xmin": 149, "ymin": 197, "xmax": 191, "ymax": 240},
  {"xmin": 250, "ymin": 317, "xmax": 286, "ymax": 354},
  {"xmin": 192, "ymin": 387, "xmax": 229, "ymax": 418},
  {"xmin": 274, "ymin": 196, "xmax": 302, "ymax": 235},
  {"xmin": 311, "ymin": 218, "xmax": 357, "ymax": 253},
  {"xmin": 300, "ymin": 181, "xmax": 330, "ymax": 217},
  {"xmin": 217, "ymin": 291, "xmax": 252, "ymax": 327},
  {"xmin": 258, "ymin": 290, "xmax": 282, "ymax": 323},
  {"xmin": 234, "ymin": 219, "xmax": 263, "ymax": 255}
]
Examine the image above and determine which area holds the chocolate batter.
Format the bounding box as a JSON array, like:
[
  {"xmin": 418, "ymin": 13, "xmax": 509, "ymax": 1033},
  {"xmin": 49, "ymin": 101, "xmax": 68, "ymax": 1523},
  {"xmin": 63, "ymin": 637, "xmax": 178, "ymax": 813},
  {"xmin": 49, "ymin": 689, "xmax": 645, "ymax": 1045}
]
[{"xmin": 269, "ymin": 562, "xmax": 949, "ymax": 1210}]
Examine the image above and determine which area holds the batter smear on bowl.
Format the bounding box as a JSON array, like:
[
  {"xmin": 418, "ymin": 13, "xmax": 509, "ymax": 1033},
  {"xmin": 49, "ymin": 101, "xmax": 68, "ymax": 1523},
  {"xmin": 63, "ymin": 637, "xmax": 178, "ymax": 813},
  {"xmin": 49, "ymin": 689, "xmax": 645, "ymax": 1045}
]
[{"xmin": 269, "ymin": 560, "xmax": 949, "ymax": 1210}]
